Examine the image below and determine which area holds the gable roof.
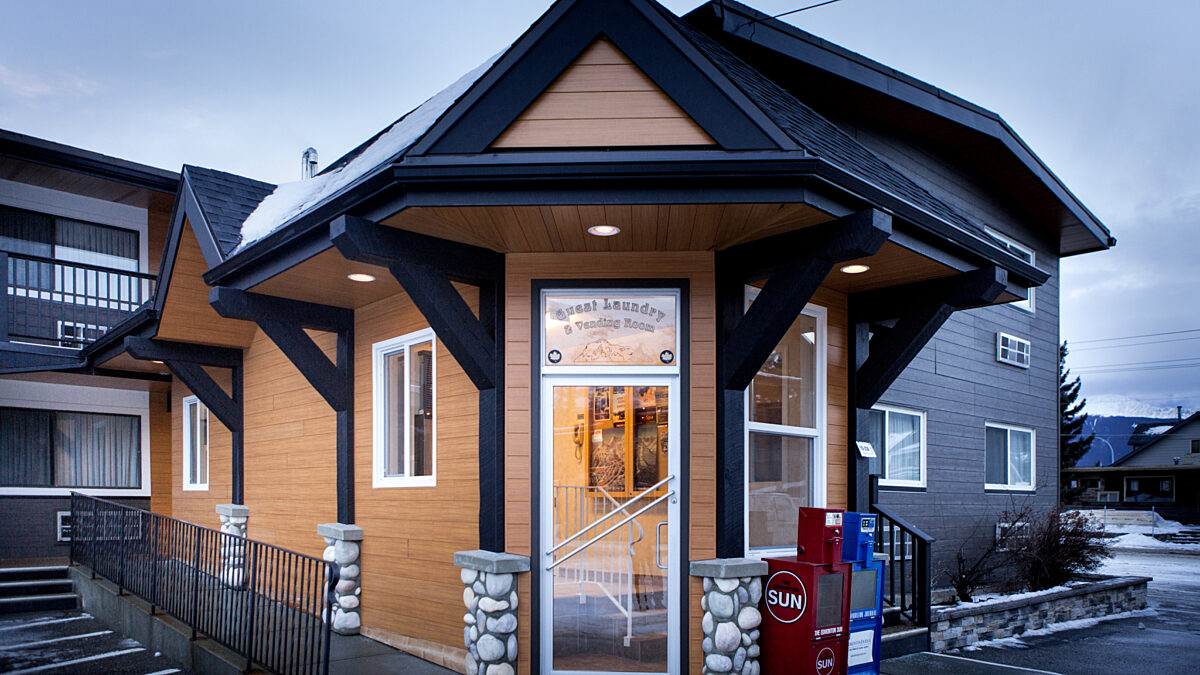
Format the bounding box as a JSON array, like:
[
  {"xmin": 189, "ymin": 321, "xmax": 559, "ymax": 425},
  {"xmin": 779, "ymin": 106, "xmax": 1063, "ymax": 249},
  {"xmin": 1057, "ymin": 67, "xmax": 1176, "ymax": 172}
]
[
  {"xmin": 183, "ymin": 165, "xmax": 275, "ymax": 257},
  {"xmin": 685, "ymin": 0, "xmax": 1113, "ymax": 256},
  {"xmin": 194, "ymin": 0, "xmax": 1056, "ymax": 288},
  {"xmin": 0, "ymin": 127, "xmax": 179, "ymax": 193},
  {"xmin": 1116, "ymin": 411, "xmax": 1200, "ymax": 465}
]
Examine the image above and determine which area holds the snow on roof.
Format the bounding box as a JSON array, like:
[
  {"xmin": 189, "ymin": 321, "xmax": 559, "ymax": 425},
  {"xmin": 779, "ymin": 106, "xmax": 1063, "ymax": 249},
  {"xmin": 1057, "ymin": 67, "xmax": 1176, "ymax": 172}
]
[
  {"xmin": 234, "ymin": 50, "xmax": 506, "ymax": 253},
  {"xmin": 1143, "ymin": 424, "xmax": 1174, "ymax": 436}
]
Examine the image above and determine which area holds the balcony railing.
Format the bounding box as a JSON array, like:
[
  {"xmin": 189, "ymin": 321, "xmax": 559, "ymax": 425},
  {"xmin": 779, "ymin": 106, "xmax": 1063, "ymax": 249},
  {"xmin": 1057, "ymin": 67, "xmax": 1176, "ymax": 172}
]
[
  {"xmin": 70, "ymin": 493, "xmax": 336, "ymax": 675},
  {"xmin": 3, "ymin": 251, "xmax": 156, "ymax": 348}
]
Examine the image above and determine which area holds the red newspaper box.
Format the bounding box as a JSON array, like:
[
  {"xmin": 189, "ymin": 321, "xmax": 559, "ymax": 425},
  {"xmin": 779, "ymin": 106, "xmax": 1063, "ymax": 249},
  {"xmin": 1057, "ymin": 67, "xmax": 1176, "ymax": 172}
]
[{"xmin": 761, "ymin": 508, "xmax": 851, "ymax": 675}]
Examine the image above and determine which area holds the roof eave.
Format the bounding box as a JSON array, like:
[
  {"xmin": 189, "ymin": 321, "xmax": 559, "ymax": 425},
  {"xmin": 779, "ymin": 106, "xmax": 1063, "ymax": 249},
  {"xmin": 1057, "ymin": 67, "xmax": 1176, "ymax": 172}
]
[
  {"xmin": 689, "ymin": 0, "xmax": 1113, "ymax": 254},
  {"xmin": 0, "ymin": 128, "xmax": 179, "ymax": 193}
]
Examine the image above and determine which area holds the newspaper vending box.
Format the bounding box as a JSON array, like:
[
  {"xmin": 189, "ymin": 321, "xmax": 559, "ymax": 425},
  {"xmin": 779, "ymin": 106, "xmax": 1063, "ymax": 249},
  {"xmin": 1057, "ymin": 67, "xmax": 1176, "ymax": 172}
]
[
  {"xmin": 761, "ymin": 507, "xmax": 851, "ymax": 675},
  {"xmin": 842, "ymin": 512, "xmax": 885, "ymax": 675}
]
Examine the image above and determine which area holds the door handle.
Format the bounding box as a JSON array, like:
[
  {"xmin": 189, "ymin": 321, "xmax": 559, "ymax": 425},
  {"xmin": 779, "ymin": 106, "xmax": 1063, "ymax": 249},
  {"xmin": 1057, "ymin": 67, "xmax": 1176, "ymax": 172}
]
[{"xmin": 655, "ymin": 521, "xmax": 669, "ymax": 570}]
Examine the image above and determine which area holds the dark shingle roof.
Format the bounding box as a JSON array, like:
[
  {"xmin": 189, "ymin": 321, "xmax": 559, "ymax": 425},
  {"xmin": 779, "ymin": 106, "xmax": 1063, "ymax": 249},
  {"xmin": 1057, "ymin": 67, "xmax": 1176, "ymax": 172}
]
[
  {"xmin": 663, "ymin": 10, "xmax": 985, "ymax": 235},
  {"xmin": 183, "ymin": 165, "xmax": 276, "ymax": 257}
]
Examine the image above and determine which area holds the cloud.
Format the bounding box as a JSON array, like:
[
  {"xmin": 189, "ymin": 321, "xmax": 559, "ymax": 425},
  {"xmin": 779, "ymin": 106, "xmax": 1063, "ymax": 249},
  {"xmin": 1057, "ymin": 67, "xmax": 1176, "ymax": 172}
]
[{"xmin": 0, "ymin": 64, "xmax": 99, "ymax": 99}]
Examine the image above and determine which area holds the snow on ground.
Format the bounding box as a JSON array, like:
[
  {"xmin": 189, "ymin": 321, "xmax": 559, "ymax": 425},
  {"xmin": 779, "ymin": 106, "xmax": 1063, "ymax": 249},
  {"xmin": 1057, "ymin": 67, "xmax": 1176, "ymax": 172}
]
[
  {"xmin": 235, "ymin": 48, "xmax": 507, "ymax": 252},
  {"xmin": 951, "ymin": 583, "xmax": 1086, "ymax": 608},
  {"xmin": 959, "ymin": 608, "xmax": 1158, "ymax": 651},
  {"xmin": 1111, "ymin": 532, "xmax": 1200, "ymax": 551}
]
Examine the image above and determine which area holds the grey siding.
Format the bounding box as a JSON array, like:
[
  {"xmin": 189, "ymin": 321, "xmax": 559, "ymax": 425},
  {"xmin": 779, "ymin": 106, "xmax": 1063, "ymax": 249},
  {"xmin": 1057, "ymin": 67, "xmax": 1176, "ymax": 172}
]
[
  {"xmin": 831, "ymin": 113, "xmax": 1064, "ymax": 584},
  {"xmin": 1121, "ymin": 418, "xmax": 1200, "ymax": 467},
  {"xmin": 0, "ymin": 496, "xmax": 149, "ymax": 562}
]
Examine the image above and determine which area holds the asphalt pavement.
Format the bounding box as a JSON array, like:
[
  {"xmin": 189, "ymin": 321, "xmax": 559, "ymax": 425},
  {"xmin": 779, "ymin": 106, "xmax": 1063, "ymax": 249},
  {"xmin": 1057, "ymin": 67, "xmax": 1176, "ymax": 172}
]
[{"xmin": 943, "ymin": 549, "xmax": 1200, "ymax": 675}]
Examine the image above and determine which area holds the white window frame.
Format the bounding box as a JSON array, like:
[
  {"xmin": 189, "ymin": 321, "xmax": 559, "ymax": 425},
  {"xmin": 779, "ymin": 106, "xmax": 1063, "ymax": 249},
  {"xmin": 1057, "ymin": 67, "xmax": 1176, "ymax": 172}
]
[
  {"xmin": 744, "ymin": 300, "xmax": 828, "ymax": 558},
  {"xmin": 994, "ymin": 521, "xmax": 1030, "ymax": 552},
  {"xmin": 372, "ymin": 327, "xmax": 437, "ymax": 488},
  {"xmin": 996, "ymin": 332, "xmax": 1031, "ymax": 369},
  {"xmin": 984, "ymin": 422, "xmax": 1035, "ymax": 491},
  {"xmin": 182, "ymin": 395, "xmax": 209, "ymax": 492},
  {"xmin": 984, "ymin": 227, "xmax": 1035, "ymax": 313},
  {"xmin": 871, "ymin": 404, "xmax": 927, "ymax": 489}
]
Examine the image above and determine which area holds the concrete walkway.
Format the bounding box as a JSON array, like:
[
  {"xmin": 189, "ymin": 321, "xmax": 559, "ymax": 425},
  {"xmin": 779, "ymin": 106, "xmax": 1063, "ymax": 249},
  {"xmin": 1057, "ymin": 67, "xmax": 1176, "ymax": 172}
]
[{"xmin": 327, "ymin": 633, "xmax": 456, "ymax": 674}]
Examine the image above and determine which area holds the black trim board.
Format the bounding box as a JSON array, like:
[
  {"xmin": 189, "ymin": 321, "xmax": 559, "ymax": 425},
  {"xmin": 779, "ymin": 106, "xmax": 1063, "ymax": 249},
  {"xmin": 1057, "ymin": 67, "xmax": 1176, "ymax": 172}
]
[
  {"xmin": 0, "ymin": 128, "xmax": 179, "ymax": 194},
  {"xmin": 528, "ymin": 278, "xmax": 689, "ymax": 674},
  {"xmin": 411, "ymin": 0, "xmax": 789, "ymax": 156}
]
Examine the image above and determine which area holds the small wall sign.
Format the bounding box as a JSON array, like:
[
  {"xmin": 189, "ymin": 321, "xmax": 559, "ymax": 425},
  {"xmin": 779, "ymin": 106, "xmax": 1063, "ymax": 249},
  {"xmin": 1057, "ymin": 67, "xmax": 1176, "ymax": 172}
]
[
  {"xmin": 543, "ymin": 292, "xmax": 677, "ymax": 366},
  {"xmin": 855, "ymin": 441, "xmax": 877, "ymax": 458}
]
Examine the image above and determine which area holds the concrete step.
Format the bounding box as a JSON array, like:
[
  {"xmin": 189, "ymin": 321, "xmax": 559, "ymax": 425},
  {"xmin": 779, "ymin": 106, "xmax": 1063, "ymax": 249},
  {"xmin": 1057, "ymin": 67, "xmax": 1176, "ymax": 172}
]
[
  {"xmin": 881, "ymin": 626, "xmax": 929, "ymax": 659},
  {"xmin": 0, "ymin": 579, "xmax": 74, "ymax": 598},
  {"xmin": 0, "ymin": 566, "xmax": 70, "ymax": 583},
  {"xmin": 0, "ymin": 593, "xmax": 79, "ymax": 615}
]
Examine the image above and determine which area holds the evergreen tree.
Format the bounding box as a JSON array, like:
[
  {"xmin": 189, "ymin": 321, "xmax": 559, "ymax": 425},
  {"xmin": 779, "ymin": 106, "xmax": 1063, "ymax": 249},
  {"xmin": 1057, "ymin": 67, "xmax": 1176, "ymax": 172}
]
[{"xmin": 1059, "ymin": 340, "xmax": 1094, "ymax": 470}]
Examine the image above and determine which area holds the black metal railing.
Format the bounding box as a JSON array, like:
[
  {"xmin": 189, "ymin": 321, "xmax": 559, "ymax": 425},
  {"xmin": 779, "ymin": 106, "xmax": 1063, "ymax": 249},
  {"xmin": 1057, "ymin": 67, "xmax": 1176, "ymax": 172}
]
[
  {"xmin": 69, "ymin": 493, "xmax": 336, "ymax": 675},
  {"xmin": 3, "ymin": 251, "xmax": 156, "ymax": 347},
  {"xmin": 870, "ymin": 500, "xmax": 935, "ymax": 630}
]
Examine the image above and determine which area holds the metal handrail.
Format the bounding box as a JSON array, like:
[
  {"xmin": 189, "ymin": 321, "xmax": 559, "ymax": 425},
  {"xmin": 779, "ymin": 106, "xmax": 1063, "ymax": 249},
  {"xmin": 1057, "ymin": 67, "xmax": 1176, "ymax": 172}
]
[
  {"xmin": 547, "ymin": 490, "xmax": 675, "ymax": 571},
  {"xmin": 870, "ymin": 489, "xmax": 935, "ymax": 634},
  {"xmin": 546, "ymin": 474, "xmax": 674, "ymax": 556},
  {"xmin": 7, "ymin": 251, "xmax": 157, "ymax": 280},
  {"xmin": 69, "ymin": 492, "xmax": 334, "ymax": 675}
]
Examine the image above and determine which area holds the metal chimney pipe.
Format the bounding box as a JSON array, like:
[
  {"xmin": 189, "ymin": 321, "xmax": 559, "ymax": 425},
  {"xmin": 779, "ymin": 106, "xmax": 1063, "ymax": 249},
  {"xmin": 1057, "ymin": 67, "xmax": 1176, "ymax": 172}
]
[{"xmin": 301, "ymin": 147, "xmax": 318, "ymax": 180}]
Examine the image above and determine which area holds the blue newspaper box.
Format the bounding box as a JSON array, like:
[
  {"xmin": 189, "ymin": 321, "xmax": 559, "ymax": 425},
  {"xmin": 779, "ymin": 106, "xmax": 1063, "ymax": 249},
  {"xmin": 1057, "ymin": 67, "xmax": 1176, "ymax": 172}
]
[{"xmin": 841, "ymin": 512, "xmax": 884, "ymax": 675}]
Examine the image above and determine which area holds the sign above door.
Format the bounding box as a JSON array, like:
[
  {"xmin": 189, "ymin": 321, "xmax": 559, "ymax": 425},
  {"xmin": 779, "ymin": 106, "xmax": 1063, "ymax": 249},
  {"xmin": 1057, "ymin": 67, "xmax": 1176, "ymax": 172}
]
[{"xmin": 543, "ymin": 292, "xmax": 677, "ymax": 367}]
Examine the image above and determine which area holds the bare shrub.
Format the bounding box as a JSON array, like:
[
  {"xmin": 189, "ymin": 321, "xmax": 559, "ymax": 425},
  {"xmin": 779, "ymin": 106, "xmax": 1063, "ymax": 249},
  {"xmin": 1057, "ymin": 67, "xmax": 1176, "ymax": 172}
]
[
  {"xmin": 1008, "ymin": 509, "xmax": 1110, "ymax": 591},
  {"xmin": 940, "ymin": 502, "xmax": 1034, "ymax": 603}
]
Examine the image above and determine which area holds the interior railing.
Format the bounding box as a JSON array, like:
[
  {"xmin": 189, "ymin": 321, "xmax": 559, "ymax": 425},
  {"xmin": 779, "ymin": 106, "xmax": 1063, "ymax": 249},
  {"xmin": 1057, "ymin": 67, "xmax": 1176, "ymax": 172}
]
[
  {"xmin": 3, "ymin": 251, "xmax": 156, "ymax": 348},
  {"xmin": 69, "ymin": 493, "xmax": 335, "ymax": 675}
]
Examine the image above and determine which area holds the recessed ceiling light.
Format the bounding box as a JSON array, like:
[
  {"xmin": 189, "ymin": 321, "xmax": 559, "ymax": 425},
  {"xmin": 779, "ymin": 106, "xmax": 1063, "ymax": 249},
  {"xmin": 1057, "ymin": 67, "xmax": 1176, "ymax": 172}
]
[
  {"xmin": 587, "ymin": 225, "xmax": 621, "ymax": 237},
  {"xmin": 347, "ymin": 273, "xmax": 376, "ymax": 283},
  {"xmin": 840, "ymin": 264, "xmax": 870, "ymax": 275}
]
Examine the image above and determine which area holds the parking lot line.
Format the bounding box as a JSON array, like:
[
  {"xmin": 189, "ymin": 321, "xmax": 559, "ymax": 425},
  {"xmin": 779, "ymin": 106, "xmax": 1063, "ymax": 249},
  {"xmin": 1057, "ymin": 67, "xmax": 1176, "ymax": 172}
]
[
  {"xmin": 0, "ymin": 629, "xmax": 112, "ymax": 650},
  {"xmin": 7, "ymin": 646, "xmax": 144, "ymax": 674}
]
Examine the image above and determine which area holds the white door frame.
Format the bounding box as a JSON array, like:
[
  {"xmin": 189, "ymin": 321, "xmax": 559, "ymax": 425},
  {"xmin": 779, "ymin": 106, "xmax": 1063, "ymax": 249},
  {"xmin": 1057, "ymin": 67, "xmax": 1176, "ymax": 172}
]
[{"xmin": 538, "ymin": 374, "xmax": 682, "ymax": 674}]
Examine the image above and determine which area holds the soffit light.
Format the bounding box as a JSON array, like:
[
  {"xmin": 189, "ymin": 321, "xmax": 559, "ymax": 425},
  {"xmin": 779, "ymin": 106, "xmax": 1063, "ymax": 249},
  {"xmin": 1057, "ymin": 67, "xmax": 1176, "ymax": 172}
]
[
  {"xmin": 347, "ymin": 273, "xmax": 376, "ymax": 283},
  {"xmin": 840, "ymin": 264, "xmax": 870, "ymax": 275},
  {"xmin": 587, "ymin": 225, "xmax": 621, "ymax": 237}
]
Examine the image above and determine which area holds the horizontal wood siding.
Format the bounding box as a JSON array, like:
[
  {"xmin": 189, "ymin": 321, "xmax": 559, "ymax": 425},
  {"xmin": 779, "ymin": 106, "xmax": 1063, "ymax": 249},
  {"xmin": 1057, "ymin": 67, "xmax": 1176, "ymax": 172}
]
[
  {"xmin": 813, "ymin": 285, "xmax": 849, "ymax": 510},
  {"xmin": 353, "ymin": 284, "xmax": 481, "ymax": 654},
  {"xmin": 505, "ymin": 251, "xmax": 715, "ymax": 674},
  {"xmin": 149, "ymin": 390, "xmax": 172, "ymax": 516},
  {"xmin": 241, "ymin": 328, "xmax": 337, "ymax": 558},
  {"xmin": 170, "ymin": 371, "xmax": 232, "ymax": 529},
  {"xmin": 491, "ymin": 38, "xmax": 714, "ymax": 149}
]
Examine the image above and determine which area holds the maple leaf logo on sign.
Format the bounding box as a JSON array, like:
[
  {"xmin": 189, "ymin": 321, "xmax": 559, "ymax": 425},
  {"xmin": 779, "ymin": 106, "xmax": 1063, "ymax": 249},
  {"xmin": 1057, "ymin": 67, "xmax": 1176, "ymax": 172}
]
[{"xmin": 764, "ymin": 570, "xmax": 807, "ymax": 624}]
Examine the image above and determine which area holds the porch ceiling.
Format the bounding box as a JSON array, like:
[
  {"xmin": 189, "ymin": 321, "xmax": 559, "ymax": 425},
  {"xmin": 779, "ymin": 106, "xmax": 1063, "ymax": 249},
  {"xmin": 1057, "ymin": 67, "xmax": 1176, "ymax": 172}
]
[
  {"xmin": 0, "ymin": 155, "xmax": 175, "ymax": 211},
  {"xmin": 381, "ymin": 202, "xmax": 834, "ymax": 252}
]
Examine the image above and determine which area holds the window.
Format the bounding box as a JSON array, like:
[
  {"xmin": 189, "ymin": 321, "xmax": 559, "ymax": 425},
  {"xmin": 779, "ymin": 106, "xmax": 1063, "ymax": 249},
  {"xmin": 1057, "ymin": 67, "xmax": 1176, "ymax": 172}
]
[
  {"xmin": 996, "ymin": 332, "xmax": 1031, "ymax": 368},
  {"xmin": 994, "ymin": 521, "xmax": 1030, "ymax": 552},
  {"xmin": 373, "ymin": 328, "xmax": 436, "ymax": 487},
  {"xmin": 183, "ymin": 396, "xmax": 208, "ymax": 491},
  {"xmin": 1124, "ymin": 476, "xmax": 1174, "ymax": 503},
  {"xmin": 1191, "ymin": 439, "xmax": 1199, "ymax": 454},
  {"xmin": 0, "ymin": 407, "xmax": 140, "ymax": 488},
  {"xmin": 745, "ymin": 286, "xmax": 825, "ymax": 553},
  {"xmin": 985, "ymin": 423, "xmax": 1034, "ymax": 490},
  {"xmin": 0, "ymin": 204, "xmax": 139, "ymax": 271},
  {"xmin": 984, "ymin": 227, "xmax": 1035, "ymax": 313},
  {"xmin": 865, "ymin": 405, "xmax": 926, "ymax": 488}
]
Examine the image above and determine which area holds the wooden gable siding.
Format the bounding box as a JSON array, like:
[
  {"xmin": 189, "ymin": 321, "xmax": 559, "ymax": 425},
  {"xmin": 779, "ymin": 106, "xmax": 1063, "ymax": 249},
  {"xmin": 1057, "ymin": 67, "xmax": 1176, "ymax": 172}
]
[
  {"xmin": 155, "ymin": 217, "xmax": 256, "ymax": 348},
  {"xmin": 353, "ymin": 284, "xmax": 480, "ymax": 660},
  {"xmin": 491, "ymin": 38, "xmax": 715, "ymax": 149},
  {"xmin": 504, "ymin": 251, "xmax": 716, "ymax": 674}
]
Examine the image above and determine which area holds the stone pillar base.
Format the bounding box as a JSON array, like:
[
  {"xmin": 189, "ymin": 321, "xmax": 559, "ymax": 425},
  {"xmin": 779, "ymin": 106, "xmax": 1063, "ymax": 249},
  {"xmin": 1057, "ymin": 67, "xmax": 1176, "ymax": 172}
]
[
  {"xmin": 690, "ymin": 558, "xmax": 768, "ymax": 675},
  {"xmin": 454, "ymin": 550, "xmax": 530, "ymax": 675},
  {"xmin": 319, "ymin": 523, "xmax": 363, "ymax": 635},
  {"xmin": 215, "ymin": 504, "xmax": 248, "ymax": 589}
]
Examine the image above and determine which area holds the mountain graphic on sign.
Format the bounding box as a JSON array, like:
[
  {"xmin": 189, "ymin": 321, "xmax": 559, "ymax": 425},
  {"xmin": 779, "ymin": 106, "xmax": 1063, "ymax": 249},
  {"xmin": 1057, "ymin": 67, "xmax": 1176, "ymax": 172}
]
[{"xmin": 575, "ymin": 339, "xmax": 633, "ymax": 363}]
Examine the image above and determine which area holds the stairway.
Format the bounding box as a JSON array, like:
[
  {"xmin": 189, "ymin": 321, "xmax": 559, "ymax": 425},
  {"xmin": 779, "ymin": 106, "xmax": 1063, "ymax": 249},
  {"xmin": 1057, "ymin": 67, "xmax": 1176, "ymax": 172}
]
[
  {"xmin": 0, "ymin": 566, "xmax": 78, "ymax": 615},
  {"xmin": 1157, "ymin": 529, "xmax": 1200, "ymax": 545}
]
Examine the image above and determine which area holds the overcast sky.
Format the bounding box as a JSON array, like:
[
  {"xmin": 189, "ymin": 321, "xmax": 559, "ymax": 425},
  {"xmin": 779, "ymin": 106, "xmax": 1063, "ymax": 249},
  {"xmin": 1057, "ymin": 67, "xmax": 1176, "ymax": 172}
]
[{"xmin": 2, "ymin": 0, "xmax": 1197, "ymax": 413}]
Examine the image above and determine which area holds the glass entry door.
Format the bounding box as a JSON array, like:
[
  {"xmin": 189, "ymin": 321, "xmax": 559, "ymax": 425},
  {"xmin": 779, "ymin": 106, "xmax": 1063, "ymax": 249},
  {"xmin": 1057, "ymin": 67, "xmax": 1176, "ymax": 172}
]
[{"xmin": 541, "ymin": 376, "xmax": 679, "ymax": 674}]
